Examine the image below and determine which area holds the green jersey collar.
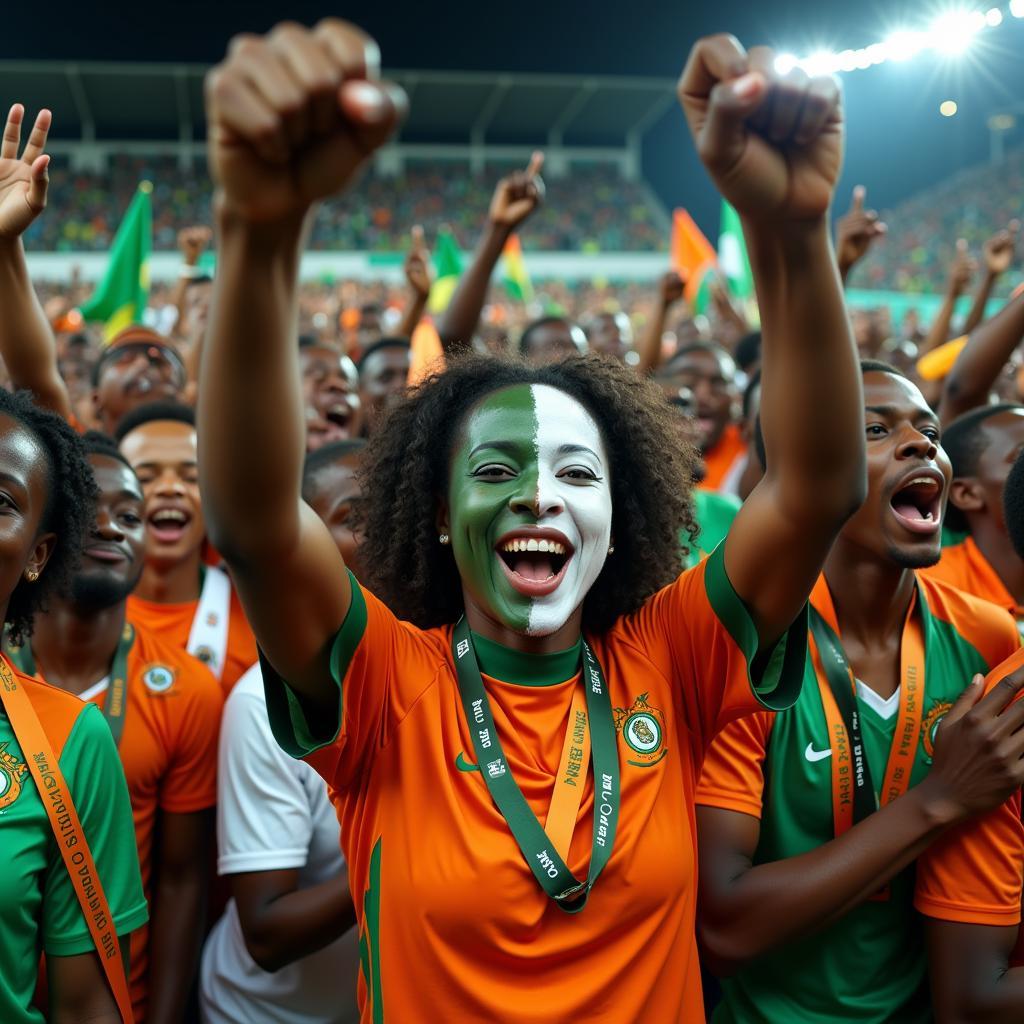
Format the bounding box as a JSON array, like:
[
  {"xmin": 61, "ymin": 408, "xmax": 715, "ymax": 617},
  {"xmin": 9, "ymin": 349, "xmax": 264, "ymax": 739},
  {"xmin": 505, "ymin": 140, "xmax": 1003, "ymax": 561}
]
[{"xmin": 471, "ymin": 630, "xmax": 582, "ymax": 687}]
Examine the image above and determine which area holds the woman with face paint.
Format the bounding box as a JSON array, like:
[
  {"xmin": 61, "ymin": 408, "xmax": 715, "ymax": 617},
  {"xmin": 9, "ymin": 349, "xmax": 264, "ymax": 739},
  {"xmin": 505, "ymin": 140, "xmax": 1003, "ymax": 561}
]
[
  {"xmin": 199, "ymin": 23, "xmax": 865, "ymax": 1024},
  {"xmin": 0, "ymin": 389, "xmax": 147, "ymax": 1024}
]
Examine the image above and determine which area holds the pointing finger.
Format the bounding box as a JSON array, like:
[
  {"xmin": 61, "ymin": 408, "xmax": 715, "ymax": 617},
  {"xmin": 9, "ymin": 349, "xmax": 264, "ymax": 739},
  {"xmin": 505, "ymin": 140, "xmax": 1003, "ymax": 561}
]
[
  {"xmin": 526, "ymin": 150, "xmax": 544, "ymax": 178},
  {"xmin": 851, "ymin": 185, "xmax": 865, "ymax": 212}
]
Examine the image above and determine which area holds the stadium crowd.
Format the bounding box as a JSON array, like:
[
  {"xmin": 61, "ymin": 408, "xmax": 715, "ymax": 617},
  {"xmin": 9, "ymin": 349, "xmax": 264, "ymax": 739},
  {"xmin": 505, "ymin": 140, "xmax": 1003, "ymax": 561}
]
[
  {"xmin": 25, "ymin": 156, "xmax": 666, "ymax": 254},
  {"xmin": 5, "ymin": 16, "xmax": 1024, "ymax": 1024}
]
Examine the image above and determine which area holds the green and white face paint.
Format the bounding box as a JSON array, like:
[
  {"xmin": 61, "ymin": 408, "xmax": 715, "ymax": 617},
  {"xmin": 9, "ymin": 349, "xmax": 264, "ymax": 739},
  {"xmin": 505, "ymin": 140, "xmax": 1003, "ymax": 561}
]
[{"xmin": 448, "ymin": 384, "xmax": 613, "ymax": 637}]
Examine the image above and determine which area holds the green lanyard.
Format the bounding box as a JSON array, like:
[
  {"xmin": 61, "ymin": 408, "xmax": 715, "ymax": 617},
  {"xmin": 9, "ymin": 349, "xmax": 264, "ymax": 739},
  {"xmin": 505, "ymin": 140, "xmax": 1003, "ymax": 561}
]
[
  {"xmin": 7, "ymin": 623, "xmax": 135, "ymax": 749},
  {"xmin": 451, "ymin": 618, "xmax": 620, "ymax": 913}
]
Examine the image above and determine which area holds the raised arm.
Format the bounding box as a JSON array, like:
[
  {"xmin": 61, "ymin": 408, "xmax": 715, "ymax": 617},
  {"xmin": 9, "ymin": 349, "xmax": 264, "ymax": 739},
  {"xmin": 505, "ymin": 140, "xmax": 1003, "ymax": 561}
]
[
  {"xmin": 436, "ymin": 154, "xmax": 543, "ymax": 354},
  {"xmin": 939, "ymin": 288, "xmax": 1024, "ymax": 425},
  {"xmin": 919, "ymin": 239, "xmax": 976, "ymax": 357},
  {"xmin": 197, "ymin": 20, "xmax": 405, "ymax": 712},
  {"xmin": 636, "ymin": 270, "xmax": 684, "ymax": 374},
  {"xmin": 396, "ymin": 224, "xmax": 432, "ymax": 340},
  {"xmin": 834, "ymin": 184, "xmax": 886, "ymax": 286},
  {"xmin": 169, "ymin": 226, "xmax": 213, "ymax": 341},
  {"xmin": 679, "ymin": 36, "xmax": 865, "ymax": 646},
  {"xmin": 0, "ymin": 104, "xmax": 73, "ymax": 419},
  {"xmin": 699, "ymin": 671, "xmax": 1024, "ymax": 975},
  {"xmin": 961, "ymin": 223, "xmax": 1018, "ymax": 339}
]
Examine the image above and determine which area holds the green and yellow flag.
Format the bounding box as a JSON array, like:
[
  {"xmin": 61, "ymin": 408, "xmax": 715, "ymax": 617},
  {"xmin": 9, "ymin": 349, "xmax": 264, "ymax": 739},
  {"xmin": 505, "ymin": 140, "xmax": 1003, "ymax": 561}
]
[
  {"xmin": 502, "ymin": 234, "xmax": 533, "ymax": 303},
  {"xmin": 78, "ymin": 182, "xmax": 152, "ymax": 342},
  {"xmin": 428, "ymin": 228, "xmax": 462, "ymax": 315}
]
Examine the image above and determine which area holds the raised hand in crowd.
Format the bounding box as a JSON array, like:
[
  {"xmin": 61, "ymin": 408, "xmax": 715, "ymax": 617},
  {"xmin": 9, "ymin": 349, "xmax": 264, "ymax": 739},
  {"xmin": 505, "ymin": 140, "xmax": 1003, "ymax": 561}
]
[
  {"xmin": 199, "ymin": 19, "xmax": 405, "ymax": 710},
  {"xmin": 437, "ymin": 151, "xmax": 544, "ymax": 353},
  {"xmin": 637, "ymin": 269, "xmax": 685, "ymax": 374},
  {"xmin": 959, "ymin": 221, "xmax": 1020, "ymax": 339},
  {"xmin": 835, "ymin": 184, "xmax": 886, "ymax": 284},
  {"xmin": 0, "ymin": 103, "xmax": 74, "ymax": 420},
  {"xmin": 920, "ymin": 238, "xmax": 977, "ymax": 357},
  {"xmin": 679, "ymin": 33, "xmax": 865, "ymax": 644},
  {"xmin": 396, "ymin": 223, "xmax": 432, "ymax": 339}
]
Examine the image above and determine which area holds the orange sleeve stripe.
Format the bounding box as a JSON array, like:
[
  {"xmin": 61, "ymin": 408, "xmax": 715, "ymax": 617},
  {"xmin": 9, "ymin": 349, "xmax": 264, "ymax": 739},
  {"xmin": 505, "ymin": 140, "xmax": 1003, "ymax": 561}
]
[{"xmin": 913, "ymin": 895, "xmax": 1022, "ymax": 927}]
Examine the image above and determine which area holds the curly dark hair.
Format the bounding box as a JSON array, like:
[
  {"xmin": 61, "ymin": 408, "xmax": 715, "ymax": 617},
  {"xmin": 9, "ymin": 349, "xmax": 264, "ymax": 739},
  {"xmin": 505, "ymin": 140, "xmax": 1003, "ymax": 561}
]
[
  {"xmin": 0, "ymin": 391, "xmax": 97, "ymax": 644},
  {"xmin": 355, "ymin": 353, "xmax": 700, "ymax": 633}
]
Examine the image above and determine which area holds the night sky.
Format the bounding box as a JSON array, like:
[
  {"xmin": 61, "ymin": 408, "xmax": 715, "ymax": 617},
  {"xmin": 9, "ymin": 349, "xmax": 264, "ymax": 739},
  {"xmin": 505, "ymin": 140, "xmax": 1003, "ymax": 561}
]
[{"xmin": 5, "ymin": 0, "xmax": 1024, "ymax": 230}]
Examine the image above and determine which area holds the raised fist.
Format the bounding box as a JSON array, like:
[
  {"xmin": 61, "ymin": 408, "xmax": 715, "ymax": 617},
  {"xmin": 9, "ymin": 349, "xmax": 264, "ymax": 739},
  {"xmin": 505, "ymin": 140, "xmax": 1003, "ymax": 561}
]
[
  {"xmin": 678, "ymin": 35, "xmax": 843, "ymax": 223},
  {"xmin": 835, "ymin": 185, "xmax": 886, "ymax": 277},
  {"xmin": 0, "ymin": 104, "xmax": 51, "ymax": 240},
  {"xmin": 659, "ymin": 270, "xmax": 686, "ymax": 307},
  {"xmin": 983, "ymin": 221, "xmax": 1019, "ymax": 276},
  {"xmin": 205, "ymin": 20, "xmax": 406, "ymax": 223},
  {"xmin": 489, "ymin": 152, "xmax": 545, "ymax": 230},
  {"xmin": 178, "ymin": 225, "xmax": 212, "ymax": 264}
]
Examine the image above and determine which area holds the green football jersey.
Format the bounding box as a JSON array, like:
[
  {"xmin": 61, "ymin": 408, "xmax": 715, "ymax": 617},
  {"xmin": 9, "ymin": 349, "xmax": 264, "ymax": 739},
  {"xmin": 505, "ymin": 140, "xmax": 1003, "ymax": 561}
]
[
  {"xmin": 0, "ymin": 677, "xmax": 147, "ymax": 1024},
  {"xmin": 684, "ymin": 489, "xmax": 741, "ymax": 570},
  {"xmin": 697, "ymin": 573, "xmax": 1020, "ymax": 1024}
]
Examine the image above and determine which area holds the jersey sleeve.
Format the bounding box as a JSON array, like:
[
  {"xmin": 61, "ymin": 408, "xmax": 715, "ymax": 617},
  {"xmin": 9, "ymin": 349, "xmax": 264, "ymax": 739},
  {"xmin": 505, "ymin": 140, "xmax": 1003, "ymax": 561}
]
[
  {"xmin": 159, "ymin": 657, "xmax": 224, "ymax": 813},
  {"xmin": 694, "ymin": 711, "xmax": 773, "ymax": 817},
  {"xmin": 914, "ymin": 792, "xmax": 1024, "ymax": 927},
  {"xmin": 617, "ymin": 542, "xmax": 807, "ymax": 758},
  {"xmin": 217, "ymin": 675, "xmax": 321, "ymax": 875},
  {"xmin": 262, "ymin": 572, "xmax": 446, "ymax": 790},
  {"xmin": 43, "ymin": 704, "xmax": 149, "ymax": 956}
]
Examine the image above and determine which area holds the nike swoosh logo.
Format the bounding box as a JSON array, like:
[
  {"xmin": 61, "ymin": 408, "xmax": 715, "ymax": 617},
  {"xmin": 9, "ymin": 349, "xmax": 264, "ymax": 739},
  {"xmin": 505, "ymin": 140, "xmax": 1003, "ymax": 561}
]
[
  {"xmin": 455, "ymin": 752, "xmax": 479, "ymax": 773},
  {"xmin": 805, "ymin": 742, "xmax": 833, "ymax": 763}
]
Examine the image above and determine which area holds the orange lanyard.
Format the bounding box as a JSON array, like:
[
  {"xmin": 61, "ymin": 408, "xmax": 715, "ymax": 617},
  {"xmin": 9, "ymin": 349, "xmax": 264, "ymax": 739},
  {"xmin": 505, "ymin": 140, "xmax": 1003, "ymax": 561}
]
[
  {"xmin": 0, "ymin": 658, "xmax": 134, "ymax": 1022},
  {"xmin": 544, "ymin": 685, "xmax": 591, "ymax": 861},
  {"xmin": 811, "ymin": 582, "xmax": 926, "ymax": 840}
]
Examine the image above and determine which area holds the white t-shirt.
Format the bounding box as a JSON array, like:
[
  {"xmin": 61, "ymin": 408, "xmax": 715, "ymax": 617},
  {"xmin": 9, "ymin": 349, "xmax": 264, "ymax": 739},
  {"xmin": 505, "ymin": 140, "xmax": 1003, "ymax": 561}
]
[{"xmin": 200, "ymin": 664, "xmax": 360, "ymax": 1024}]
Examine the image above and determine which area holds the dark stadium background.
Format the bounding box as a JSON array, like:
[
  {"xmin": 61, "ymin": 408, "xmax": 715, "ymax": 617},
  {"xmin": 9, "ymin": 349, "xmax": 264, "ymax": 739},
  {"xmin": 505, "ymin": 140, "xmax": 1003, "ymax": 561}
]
[{"xmin": 7, "ymin": 0, "xmax": 1024, "ymax": 231}]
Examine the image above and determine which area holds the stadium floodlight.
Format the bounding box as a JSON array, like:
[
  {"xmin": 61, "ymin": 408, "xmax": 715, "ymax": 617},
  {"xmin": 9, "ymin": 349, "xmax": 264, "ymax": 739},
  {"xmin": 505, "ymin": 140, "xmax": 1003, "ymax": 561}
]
[
  {"xmin": 884, "ymin": 30, "xmax": 925, "ymax": 61},
  {"xmin": 837, "ymin": 49, "xmax": 859, "ymax": 72},
  {"xmin": 774, "ymin": 53, "xmax": 798, "ymax": 74},
  {"xmin": 803, "ymin": 50, "xmax": 838, "ymax": 76},
  {"xmin": 940, "ymin": 99, "xmax": 958, "ymax": 116},
  {"xmin": 854, "ymin": 48, "xmax": 873, "ymax": 69},
  {"xmin": 1012, "ymin": 0, "xmax": 1024, "ymax": 17},
  {"xmin": 929, "ymin": 9, "xmax": 985, "ymax": 54},
  {"xmin": 986, "ymin": 7, "xmax": 1004, "ymax": 25}
]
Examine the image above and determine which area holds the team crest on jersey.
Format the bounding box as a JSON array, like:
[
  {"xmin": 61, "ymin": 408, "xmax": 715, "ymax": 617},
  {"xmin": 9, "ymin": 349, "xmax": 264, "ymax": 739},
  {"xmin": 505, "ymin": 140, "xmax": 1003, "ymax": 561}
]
[
  {"xmin": 614, "ymin": 693, "xmax": 667, "ymax": 767},
  {"xmin": 0, "ymin": 741, "xmax": 27, "ymax": 810},
  {"xmin": 142, "ymin": 664, "xmax": 176, "ymax": 694},
  {"xmin": 922, "ymin": 699, "xmax": 954, "ymax": 763}
]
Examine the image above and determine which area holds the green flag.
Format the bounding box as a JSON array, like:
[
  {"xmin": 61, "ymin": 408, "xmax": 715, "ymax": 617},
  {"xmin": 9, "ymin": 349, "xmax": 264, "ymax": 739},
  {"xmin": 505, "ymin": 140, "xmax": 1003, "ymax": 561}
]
[
  {"xmin": 717, "ymin": 200, "xmax": 754, "ymax": 304},
  {"xmin": 428, "ymin": 228, "xmax": 462, "ymax": 315},
  {"xmin": 79, "ymin": 182, "xmax": 152, "ymax": 342}
]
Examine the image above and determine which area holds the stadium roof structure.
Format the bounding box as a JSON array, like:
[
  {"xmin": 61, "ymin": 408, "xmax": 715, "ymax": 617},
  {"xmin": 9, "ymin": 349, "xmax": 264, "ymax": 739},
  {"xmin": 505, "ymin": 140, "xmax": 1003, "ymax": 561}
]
[{"xmin": 0, "ymin": 61, "xmax": 677, "ymax": 151}]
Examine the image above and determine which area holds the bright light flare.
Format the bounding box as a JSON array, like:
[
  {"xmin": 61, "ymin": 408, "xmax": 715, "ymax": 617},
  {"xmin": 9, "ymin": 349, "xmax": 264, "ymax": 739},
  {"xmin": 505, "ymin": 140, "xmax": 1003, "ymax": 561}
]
[
  {"xmin": 803, "ymin": 50, "xmax": 838, "ymax": 76},
  {"xmin": 1011, "ymin": 0, "xmax": 1024, "ymax": 18},
  {"xmin": 986, "ymin": 7, "xmax": 1004, "ymax": 26},
  {"xmin": 774, "ymin": 53, "xmax": 798, "ymax": 74},
  {"xmin": 884, "ymin": 30, "xmax": 925, "ymax": 61},
  {"xmin": 930, "ymin": 9, "xmax": 985, "ymax": 54},
  {"xmin": 940, "ymin": 99, "xmax": 958, "ymax": 117}
]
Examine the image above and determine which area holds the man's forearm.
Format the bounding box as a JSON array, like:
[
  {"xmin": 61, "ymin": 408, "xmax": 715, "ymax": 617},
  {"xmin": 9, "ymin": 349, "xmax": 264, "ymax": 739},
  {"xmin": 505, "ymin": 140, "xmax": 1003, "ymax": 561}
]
[
  {"xmin": 962, "ymin": 271, "xmax": 998, "ymax": 337},
  {"xmin": 145, "ymin": 873, "xmax": 207, "ymax": 1024},
  {"xmin": 701, "ymin": 781, "xmax": 957, "ymax": 974}
]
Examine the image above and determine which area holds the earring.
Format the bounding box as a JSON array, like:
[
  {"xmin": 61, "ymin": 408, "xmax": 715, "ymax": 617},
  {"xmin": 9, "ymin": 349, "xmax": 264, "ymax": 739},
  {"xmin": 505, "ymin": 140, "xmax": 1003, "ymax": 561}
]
[
  {"xmin": 439, "ymin": 534, "xmax": 450, "ymax": 545},
  {"xmin": 25, "ymin": 570, "xmax": 39, "ymax": 583}
]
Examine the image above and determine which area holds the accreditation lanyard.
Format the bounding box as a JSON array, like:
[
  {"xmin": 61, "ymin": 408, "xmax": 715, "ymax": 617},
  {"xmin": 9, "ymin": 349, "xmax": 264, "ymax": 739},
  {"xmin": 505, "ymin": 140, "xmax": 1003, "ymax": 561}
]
[
  {"xmin": 810, "ymin": 587, "xmax": 925, "ymax": 840},
  {"xmin": 8, "ymin": 624, "xmax": 135, "ymax": 749},
  {"xmin": 0, "ymin": 658, "xmax": 135, "ymax": 1022},
  {"xmin": 451, "ymin": 618, "xmax": 620, "ymax": 913}
]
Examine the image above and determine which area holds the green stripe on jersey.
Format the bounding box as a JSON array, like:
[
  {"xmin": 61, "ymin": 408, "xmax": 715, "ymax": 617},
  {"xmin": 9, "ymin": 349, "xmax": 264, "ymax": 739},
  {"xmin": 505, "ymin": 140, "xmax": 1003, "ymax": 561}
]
[{"xmin": 713, "ymin": 591, "xmax": 995, "ymax": 1023}]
